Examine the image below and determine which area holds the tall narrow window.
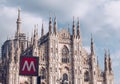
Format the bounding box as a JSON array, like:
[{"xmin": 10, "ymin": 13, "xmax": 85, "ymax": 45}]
[
  {"xmin": 62, "ymin": 46, "xmax": 69, "ymax": 63},
  {"xmin": 84, "ymin": 71, "xmax": 89, "ymax": 82}
]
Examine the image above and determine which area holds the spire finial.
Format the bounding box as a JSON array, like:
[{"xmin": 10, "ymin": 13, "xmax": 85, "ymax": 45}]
[
  {"xmin": 41, "ymin": 21, "xmax": 44, "ymax": 36},
  {"xmin": 18, "ymin": 8, "xmax": 21, "ymax": 19}
]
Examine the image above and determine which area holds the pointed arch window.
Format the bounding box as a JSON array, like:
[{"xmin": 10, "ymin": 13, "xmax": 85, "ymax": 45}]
[
  {"xmin": 84, "ymin": 71, "xmax": 89, "ymax": 82},
  {"xmin": 62, "ymin": 46, "xmax": 69, "ymax": 63}
]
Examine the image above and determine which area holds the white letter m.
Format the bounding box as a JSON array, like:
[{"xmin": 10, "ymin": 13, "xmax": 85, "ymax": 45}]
[{"xmin": 22, "ymin": 61, "xmax": 36, "ymax": 72}]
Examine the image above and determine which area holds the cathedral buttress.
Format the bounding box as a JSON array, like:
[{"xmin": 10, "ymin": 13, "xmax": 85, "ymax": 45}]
[{"xmin": 72, "ymin": 18, "xmax": 83, "ymax": 84}]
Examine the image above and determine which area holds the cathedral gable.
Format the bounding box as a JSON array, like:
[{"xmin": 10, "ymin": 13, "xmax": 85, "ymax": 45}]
[
  {"xmin": 58, "ymin": 29, "xmax": 71, "ymax": 44},
  {"xmin": 58, "ymin": 29, "xmax": 70, "ymax": 39}
]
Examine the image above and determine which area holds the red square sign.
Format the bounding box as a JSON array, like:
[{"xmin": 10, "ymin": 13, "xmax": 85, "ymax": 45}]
[{"xmin": 19, "ymin": 56, "xmax": 39, "ymax": 76}]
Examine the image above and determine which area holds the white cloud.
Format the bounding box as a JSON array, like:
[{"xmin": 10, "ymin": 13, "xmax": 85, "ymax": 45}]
[
  {"xmin": 111, "ymin": 50, "xmax": 120, "ymax": 67},
  {"xmin": 104, "ymin": 1, "xmax": 120, "ymax": 29},
  {"xmin": 84, "ymin": 46, "xmax": 90, "ymax": 54},
  {"xmin": 22, "ymin": 11, "xmax": 48, "ymax": 37}
]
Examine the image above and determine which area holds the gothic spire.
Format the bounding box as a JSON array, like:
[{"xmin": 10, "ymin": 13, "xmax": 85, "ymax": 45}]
[
  {"xmin": 91, "ymin": 34, "xmax": 95, "ymax": 55},
  {"xmin": 53, "ymin": 15, "xmax": 57, "ymax": 35},
  {"xmin": 72, "ymin": 17, "xmax": 76, "ymax": 37},
  {"xmin": 77, "ymin": 17, "xmax": 80, "ymax": 38},
  {"xmin": 49, "ymin": 14, "xmax": 52, "ymax": 34},
  {"xmin": 104, "ymin": 49, "xmax": 109, "ymax": 71},
  {"xmin": 16, "ymin": 8, "xmax": 21, "ymax": 38},
  {"xmin": 108, "ymin": 49, "xmax": 112, "ymax": 71},
  {"xmin": 41, "ymin": 22, "xmax": 44, "ymax": 37}
]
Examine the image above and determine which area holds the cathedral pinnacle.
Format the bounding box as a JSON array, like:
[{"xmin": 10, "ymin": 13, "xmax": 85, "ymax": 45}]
[
  {"xmin": 41, "ymin": 22, "xmax": 44, "ymax": 37},
  {"xmin": 18, "ymin": 8, "xmax": 21, "ymax": 20},
  {"xmin": 108, "ymin": 49, "xmax": 112, "ymax": 71},
  {"xmin": 49, "ymin": 15, "xmax": 52, "ymax": 34},
  {"xmin": 91, "ymin": 34, "xmax": 95, "ymax": 55},
  {"xmin": 77, "ymin": 17, "xmax": 80, "ymax": 38},
  {"xmin": 104, "ymin": 49, "xmax": 109, "ymax": 71},
  {"xmin": 72, "ymin": 16, "xmax": 76, "ymax": 37},
  {"xmin": 54, "ymin": 15, "xmax": 57, "ymax": 35}
]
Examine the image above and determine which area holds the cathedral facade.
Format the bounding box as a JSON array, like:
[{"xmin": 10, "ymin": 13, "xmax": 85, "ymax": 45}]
[{"xmin": 0, "ymin": 10, "xmax": 114, "ymax": 84}]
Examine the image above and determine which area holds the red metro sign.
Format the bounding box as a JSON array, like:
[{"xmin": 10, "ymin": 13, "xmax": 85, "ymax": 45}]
[{"xmin": 19, "ymin": 56, "xmax": 39, "ymax": 76}]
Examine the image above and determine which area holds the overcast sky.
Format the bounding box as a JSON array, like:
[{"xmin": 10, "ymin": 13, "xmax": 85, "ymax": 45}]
[{"xmin": 0, "ymin": 0, "xmax": 120, "ymax": 83}]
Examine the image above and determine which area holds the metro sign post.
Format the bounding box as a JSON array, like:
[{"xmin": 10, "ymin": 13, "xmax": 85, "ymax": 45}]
[{"xmin": 19, "ymin": 56, "xmax": 39, "ymax": 76}]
